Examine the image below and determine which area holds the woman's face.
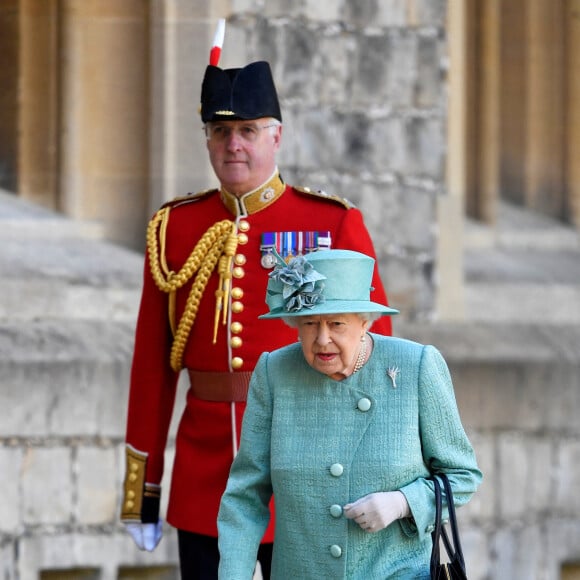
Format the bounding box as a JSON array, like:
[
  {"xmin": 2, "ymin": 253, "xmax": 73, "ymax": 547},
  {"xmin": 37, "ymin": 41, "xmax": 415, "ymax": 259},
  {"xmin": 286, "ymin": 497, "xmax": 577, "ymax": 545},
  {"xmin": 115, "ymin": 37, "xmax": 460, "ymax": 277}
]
[{"xmin": 296, "ymin": 313, "xmax": 369, "ymax": 380}]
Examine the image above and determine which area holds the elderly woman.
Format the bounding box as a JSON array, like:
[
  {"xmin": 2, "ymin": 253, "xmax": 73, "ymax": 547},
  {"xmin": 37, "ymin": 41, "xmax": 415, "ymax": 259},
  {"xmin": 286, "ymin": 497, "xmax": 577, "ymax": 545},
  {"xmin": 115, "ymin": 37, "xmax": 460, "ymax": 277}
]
[{"xmin": 217, "ymin": 250, "xmax": 481, "ymax": 579}]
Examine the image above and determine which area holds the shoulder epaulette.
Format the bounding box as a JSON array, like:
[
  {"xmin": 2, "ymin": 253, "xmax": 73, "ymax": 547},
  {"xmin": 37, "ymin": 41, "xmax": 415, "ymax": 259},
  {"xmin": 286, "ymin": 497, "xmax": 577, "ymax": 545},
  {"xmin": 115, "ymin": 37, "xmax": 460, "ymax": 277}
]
[
  {"xmin": 293, "ymin": 185, "xmax": 355, "ymax": 209},
  {"xmin": 159, "ymin": 188, "xmax": 219, "ymax": 210}
]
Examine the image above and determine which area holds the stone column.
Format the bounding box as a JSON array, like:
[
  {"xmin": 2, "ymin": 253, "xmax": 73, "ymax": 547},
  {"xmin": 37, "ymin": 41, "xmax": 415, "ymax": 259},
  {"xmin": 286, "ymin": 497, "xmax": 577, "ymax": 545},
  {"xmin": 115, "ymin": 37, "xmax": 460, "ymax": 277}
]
[
  {"xmin": 0, "ymin": 0, "xmax": 19, "ymax": 193},
  {"xmin": 437, "ymin": 0, "xmax": 472, "ymax": 321},
  {"xmin": 498, "ymin": 0, "xmax": 527, "ymax": 208},
  {"xmin": 59, "ymin": 0, "xmax": 149, "ymax": 249},
  {"xmin": 525, "ymin": 0, "xmax": 564, "ymax": 217},
  {"xmin": 474, "ymin": 0, "xmax": 502, "ymax": 223},
  {"xmin": 566, "ymin": 0, "xmax": 580, "ymax": 227},
  {"xmin": 18, "ymin": 0, "xmax": 60, "ymax": 208}
]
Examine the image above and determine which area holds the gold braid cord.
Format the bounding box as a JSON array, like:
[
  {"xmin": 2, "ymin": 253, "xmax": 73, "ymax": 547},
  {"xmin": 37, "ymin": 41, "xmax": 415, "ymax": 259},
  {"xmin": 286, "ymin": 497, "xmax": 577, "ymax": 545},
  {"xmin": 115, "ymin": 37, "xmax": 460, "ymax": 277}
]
[
  {"xmin": 213, "ymin": 231, "xmax": 239, "ymax": 343},
  {"xmin": 146, "ymin": 208, "xmax": 238, "ymax": 371}
]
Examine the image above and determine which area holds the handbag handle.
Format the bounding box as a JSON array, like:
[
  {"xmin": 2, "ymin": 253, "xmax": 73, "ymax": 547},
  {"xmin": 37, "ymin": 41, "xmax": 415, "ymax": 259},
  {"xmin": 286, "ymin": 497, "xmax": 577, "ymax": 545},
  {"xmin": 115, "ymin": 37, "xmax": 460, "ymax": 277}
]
[
  {"xmin": 440, "ymin": 474, "xmax": 466, "ymax": 570},
  {"xmin": 430, "ymin": 474, "xmax": 466, "ymax": 574},
  {"xmin": 430, "ymin": 475, "xmax": 444, "ymax": 573}
]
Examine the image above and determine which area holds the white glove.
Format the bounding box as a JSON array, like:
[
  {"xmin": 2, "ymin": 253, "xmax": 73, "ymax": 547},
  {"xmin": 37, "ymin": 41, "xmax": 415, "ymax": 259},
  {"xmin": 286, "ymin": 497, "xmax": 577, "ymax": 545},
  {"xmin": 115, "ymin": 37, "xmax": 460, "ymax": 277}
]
[
  {"xmin": 125, "ymin": 520, "xmax": 163, "ymax": 551},
  {"xmin": 344, "ymin": 491, "xmax": 410, "ymax": 533}
]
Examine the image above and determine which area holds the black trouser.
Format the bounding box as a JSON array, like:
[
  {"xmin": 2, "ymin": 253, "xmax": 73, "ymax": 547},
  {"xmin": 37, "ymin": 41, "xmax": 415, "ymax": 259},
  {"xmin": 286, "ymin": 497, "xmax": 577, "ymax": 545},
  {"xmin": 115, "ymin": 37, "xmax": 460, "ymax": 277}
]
[{"xmin": 177, "ymin": 530, "xmax": 273, "ymax": 579}]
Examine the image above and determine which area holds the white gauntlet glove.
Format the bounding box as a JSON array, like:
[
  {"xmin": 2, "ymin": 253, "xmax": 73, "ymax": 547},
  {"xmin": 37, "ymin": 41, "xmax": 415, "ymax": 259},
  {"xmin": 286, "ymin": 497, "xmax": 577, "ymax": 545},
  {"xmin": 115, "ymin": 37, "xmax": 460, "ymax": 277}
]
[
  {"xmin": 124, "ymin": 519, "xmax": 163, "ymax": 551},
  {"xmin": 344, "ymin": 491, "xmax": 410, "ymax": 533}
]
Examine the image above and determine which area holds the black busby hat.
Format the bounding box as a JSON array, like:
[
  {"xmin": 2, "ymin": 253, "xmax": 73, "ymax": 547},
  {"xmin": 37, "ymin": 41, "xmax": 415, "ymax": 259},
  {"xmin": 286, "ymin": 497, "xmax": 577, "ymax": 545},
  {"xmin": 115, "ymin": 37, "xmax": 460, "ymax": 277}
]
[{"xmin": 200, "ymin": 61, "xmax": 282, "ymax": 123}]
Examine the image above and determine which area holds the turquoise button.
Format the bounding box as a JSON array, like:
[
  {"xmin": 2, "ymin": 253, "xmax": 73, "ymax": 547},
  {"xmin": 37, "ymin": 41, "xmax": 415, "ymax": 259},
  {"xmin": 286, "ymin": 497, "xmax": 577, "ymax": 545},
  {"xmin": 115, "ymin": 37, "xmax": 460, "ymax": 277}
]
[
  {"xmin": 329, "ymin": 504, "xmax": 343, "ymax": 518},
  {"xmin": 357, "ymin": 397, "xmax": 372, "ymax": 412},
  {"xmin": 330, "ymin": 463, "xmax": 344, "ymax": 477}
]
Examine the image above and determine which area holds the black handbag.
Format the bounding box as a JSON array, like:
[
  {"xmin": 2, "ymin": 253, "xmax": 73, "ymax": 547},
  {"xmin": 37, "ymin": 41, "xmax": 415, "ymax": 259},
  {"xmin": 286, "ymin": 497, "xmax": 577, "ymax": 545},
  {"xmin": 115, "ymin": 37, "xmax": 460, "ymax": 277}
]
[{"xmin": 430, "ymin": 474, "xmax": 468, "ymax": 579}]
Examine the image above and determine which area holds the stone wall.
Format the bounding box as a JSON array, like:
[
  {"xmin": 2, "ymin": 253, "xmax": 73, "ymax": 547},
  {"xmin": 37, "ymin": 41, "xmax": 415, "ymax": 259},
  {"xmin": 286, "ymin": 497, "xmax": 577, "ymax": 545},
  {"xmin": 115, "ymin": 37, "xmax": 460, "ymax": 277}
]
[{"xmin": 225, "ymin": 0, "xmax": 448, "ymax": 320}]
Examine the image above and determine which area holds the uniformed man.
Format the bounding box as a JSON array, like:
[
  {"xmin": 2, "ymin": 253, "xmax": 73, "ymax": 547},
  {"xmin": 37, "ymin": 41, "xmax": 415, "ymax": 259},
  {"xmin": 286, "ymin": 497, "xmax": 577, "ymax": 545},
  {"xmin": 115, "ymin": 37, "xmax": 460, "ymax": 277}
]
[{"xmin": 120, "ymin": 55, "xmax": 393, "ymax": 578}]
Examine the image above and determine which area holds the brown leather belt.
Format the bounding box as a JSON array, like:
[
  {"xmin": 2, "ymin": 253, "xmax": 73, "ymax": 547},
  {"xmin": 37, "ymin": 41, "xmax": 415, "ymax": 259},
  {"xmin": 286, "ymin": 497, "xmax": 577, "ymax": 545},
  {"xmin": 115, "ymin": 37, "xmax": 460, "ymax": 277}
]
[{"xmin": 187, "ymin": 370, "xmax": 252, "ymax": 402}]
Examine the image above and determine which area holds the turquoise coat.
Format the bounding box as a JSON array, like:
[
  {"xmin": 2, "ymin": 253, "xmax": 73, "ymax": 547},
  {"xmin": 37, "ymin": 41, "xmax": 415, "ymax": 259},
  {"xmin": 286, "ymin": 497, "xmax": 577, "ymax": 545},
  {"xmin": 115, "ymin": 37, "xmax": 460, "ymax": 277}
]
[{"xmin": 218, "ymin": 334, "xmax": 482, "ymax": 579}]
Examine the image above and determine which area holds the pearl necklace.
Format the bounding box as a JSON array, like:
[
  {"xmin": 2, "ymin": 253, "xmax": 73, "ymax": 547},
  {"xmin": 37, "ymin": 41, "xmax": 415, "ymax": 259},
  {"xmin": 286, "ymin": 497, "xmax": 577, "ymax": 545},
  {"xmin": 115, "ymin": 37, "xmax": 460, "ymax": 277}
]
[{"xmin": 352, "ymin": 334, "xmax": 368, "ymax": 374}]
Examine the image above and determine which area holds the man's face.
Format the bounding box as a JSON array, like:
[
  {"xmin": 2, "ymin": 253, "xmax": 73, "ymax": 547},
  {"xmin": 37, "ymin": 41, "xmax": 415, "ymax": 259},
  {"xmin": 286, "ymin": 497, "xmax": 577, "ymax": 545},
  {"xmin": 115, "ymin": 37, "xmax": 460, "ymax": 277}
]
[{"xmin": 205, "ymin": 119, "xmax": 282, "ymax": 196}]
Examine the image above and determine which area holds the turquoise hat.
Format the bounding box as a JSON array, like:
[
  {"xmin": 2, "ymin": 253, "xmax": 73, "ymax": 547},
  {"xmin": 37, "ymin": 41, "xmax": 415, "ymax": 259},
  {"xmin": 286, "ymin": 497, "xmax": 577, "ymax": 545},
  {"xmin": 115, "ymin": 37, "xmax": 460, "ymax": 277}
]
[{"xmin": 259, "ymin": 249, "xmax": 399, "ymax": 319}]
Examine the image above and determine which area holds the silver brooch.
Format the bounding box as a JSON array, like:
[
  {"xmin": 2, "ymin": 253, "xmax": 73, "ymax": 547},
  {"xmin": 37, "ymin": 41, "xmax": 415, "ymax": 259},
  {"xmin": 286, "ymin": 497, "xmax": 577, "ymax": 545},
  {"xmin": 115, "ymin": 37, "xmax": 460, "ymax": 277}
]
[{"xmin": 387, "ymin": 366, "xmax": 400, "ymax": 388}]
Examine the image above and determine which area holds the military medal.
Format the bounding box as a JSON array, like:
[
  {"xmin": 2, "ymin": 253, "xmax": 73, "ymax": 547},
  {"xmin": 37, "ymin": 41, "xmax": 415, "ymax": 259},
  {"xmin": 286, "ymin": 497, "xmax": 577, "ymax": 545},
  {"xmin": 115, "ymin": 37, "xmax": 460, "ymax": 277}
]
[
  {"xmin": 260, "ymin": 232, "xmax": 277, "ymax": 268},
  {"xmin": 261, "ymin": 252, "xmax": 277, "ymax": 268},
  {"xmin": 260, "ymin": 231, "xmax": 332, "ymax": 268}
]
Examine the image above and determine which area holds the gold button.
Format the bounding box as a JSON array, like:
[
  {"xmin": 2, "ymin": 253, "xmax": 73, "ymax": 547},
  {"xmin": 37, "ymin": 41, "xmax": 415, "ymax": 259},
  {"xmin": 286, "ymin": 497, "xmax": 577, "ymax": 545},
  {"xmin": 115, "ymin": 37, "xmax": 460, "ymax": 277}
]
[
  {"xmin": 127, "ymin": 490, "xmax": 136, "ymax": 499},
  {"xmin": 237, "ymin": 233, "xmax": 249, "ymax": 245},
  {"xmin": 233, "ymin": 267, "xmax": 245, "ymax": 279},
  {"xmin": 129, "ymin": 473, "xmax": 138, "ymax": 482},
  {"xmin": 231, "ymin": 321, "xmax": 243, "ymax": 334},
  {"xmin": 231, "ymin": 287, "xmax": 244, "ymax": 300},
  {"xmin": 238, "ymin": 220, "xmax": 250, "ymax": 232},
  {"xmin": 231, "ymin": 301, "xmax": 244, "ymax": 313},
  {"xmin": 126, "ymin": 500, "xmax": 135, "ymax": 509},
  {"xmin": 231, "ymin": 357, "xmax": 244, "ymax": 369},
  {"xmin": 130, "ymin": 462, "xmax": 139, "ymax": 472},
  {"xmin": 234, "ymin": 254, "xmax": 247, "ymax": 266},
  {"xmin": 230, "ymin": 337, "xmax": 242, "ymax": 348}
]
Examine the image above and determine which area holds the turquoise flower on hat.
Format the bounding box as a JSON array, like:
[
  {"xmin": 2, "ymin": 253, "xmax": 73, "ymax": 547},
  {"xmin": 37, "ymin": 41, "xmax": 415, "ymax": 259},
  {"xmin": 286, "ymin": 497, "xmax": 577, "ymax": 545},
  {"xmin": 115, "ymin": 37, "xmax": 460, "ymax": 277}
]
[{"xmin": 268, "ymin": 255, "xmax": 327, "ymax": 313}]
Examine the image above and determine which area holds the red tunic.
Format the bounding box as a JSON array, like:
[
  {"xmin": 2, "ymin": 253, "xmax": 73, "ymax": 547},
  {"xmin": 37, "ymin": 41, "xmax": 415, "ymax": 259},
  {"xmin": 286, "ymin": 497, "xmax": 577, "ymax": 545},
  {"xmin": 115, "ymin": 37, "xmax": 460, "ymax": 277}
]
[{"xmin": 124, "ymin": 181, "xmax": 392, "ymax": 541}]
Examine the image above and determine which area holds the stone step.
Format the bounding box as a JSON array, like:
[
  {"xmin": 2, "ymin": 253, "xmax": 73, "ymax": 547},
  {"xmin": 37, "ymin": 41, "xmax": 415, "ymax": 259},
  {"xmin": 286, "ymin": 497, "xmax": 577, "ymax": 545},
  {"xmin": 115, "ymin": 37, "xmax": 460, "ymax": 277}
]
[
  {"xmin": 0, "ymin": 278, "xmax": 142, "ymax": 321},
  {"xmin": 465, "ymin": 200, "xmax": 580, "ymax": 251},
  {"xmin": 0, "ymin": 237, "xmax": 143, "ymax": 321},
  {"xmin": 463, "ymin": 248, "xmax": 580, "ymax": 323},
  {"xmin": 394, "ymin": 321, "xmax": 580, "ymax": 433},
  {"xmin": 463, "ymin": 202, "xmax": 580, "ymax": 323},
  {"xmin": 0, "ymin": 319, "xmax": 135, "ymax": 439},
  {"xmin": 0, "ymin": 189, "xmax": 106, "ymax": 241},
  {"xmin": 0, "ymin": 192, "xmax": 144, "ymax": 321},
  {"xmin": 463, "ymin": 282, "xmax": 580, "ymax": 324},
  {"xmin": 0, "ymin": 317, "xmax": 187, "ymax": 454}
]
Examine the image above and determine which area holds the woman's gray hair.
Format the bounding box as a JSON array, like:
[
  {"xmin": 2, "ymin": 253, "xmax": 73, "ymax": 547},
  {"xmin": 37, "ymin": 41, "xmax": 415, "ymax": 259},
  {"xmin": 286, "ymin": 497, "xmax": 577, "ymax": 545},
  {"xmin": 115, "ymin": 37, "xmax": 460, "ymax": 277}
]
[{"xmin": 281, "ymin": 312, "xmax": 382, "ymax": 329}]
